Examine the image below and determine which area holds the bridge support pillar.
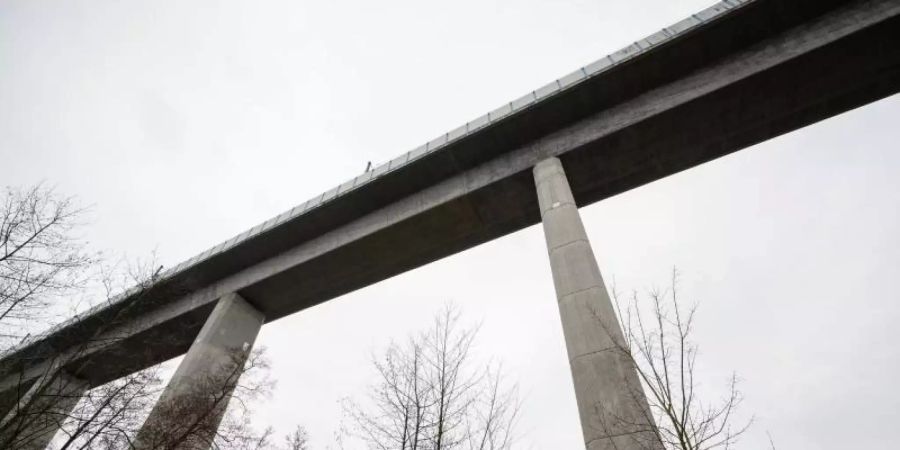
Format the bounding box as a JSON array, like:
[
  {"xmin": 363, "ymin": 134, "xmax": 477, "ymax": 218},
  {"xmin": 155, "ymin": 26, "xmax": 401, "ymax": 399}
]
[
  {"xmin": 134, "ymin": 292, "xmax": 264, "ymax": 450},
  {"xmin": 533, "ymin": 157, "xmax": 661, "ymax": 450},
  {"xmin": 0, "ymin": 370, "xmax": 88, "ymax": 449}
]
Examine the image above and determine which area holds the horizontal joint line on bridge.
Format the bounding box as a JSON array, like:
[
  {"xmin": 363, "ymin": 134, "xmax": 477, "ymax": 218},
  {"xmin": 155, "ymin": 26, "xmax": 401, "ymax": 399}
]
[
  {"xmin": 570, "ymin": 346, "xmax": 620, "ymax": 363},
  {"xmin": 548, "ymin": 238, "xmax": 592, "ymax": 253},
  {"xmin": 540, "ymin": 202, "xmax": 578, "ymax": 219},
  {"xmin": 558, "ymin": 285, "xmax": 604, "ymax": 302}
]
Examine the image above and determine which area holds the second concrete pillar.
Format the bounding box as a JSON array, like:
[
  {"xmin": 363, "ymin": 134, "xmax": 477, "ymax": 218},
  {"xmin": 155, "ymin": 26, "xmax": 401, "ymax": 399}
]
[
  {"xmin": 134, "ymin": 292, "xmax": 264, "ymax": 450},
  {"xmin": 534, "ymin": 157, "xmax": 661, "ymax": 450}
]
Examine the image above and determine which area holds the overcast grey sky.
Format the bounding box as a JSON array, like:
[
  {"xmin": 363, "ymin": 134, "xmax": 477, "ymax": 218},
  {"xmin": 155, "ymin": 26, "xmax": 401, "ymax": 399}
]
[{"xmin": 2, "ymin": 0, "xmax": 900, "ymax": 448}]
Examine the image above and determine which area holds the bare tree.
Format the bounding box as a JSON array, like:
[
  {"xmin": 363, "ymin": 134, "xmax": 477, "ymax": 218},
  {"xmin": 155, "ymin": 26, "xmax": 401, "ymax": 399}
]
[
  {"xmin": 284, "ymin": 426, "xmax": 310, "ymax": 450},
  {"xmin": 131, "ymin": 348, "xmax": 274, "ymax": 450},
  {"xmin": 0, "ymin": 184, "xmax": 95, "ymax": 347},
  {"xmin": 342, "ymin": 305, "xmax": 520, "ymax": 450},
  {"xmin": 602, "ymin": 270, "xmax": 751, "ymax": 450},
  {"xmin": 56, "ymin": 367, "xmax": 163, "ymax": 450},
  {"xmin": 0, "ymin": 184, "xmax": 273, "ymax": 450},
  {"xmin": 0, "ymin": 269, "xmax": 274, "ymax": 450},
  {"xmin": 0, "ymin": 183, "xmax": 102, "ymax": 449},
  {"xmin": 40, "ymin": 347, "xmax": 274, "ymax": 450},
  {"xmin": 0, "ymin": 250, "xmax": 165, "ymax": 449}
]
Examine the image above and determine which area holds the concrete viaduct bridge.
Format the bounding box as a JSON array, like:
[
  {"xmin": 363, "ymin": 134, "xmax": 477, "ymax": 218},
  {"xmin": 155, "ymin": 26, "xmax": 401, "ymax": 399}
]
[{"xmin": 2, "ymin": 0, "xmax": 899, "ymax": 448}]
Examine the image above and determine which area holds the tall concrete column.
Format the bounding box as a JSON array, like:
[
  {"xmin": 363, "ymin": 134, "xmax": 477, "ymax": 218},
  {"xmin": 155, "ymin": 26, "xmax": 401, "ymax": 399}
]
[
  {"xmin": 534, "ymin": 157, "xmax": 661, "ymax": 450},
  {"xmin": 0, "ymin": 370, "xmax": 88, "ymax": 450},
  {"xmin": 135, "ymin": 292, "xmax": 264, "ymax": 450}
]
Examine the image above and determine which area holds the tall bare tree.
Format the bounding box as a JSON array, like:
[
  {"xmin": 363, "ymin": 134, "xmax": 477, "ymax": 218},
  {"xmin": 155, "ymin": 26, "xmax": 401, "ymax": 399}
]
[
  {"xmin": 0, "ymin": 184, "xmax": 273, "ymax": 449},
  {"xmin": 342, "ymin": 306, "xmax": 519, "ymax": 450},
  {"xmin": 601, "ymin": 270, "xmax": 751, "ymax": 450},
  {"xmin": 0, "ymin": 184, "xmax": 95, "ymax": 347}
]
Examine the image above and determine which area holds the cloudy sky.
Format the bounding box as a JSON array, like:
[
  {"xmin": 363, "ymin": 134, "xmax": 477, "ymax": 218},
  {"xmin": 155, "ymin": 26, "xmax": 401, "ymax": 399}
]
[{"xmin": 2, "ymin": 0, "xmax": 899, "ymax": 448}]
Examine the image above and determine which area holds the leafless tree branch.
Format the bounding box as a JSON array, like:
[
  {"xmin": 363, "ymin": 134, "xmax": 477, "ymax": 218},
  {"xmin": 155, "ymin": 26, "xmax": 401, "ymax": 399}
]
[
  {"xmin": 341, "ymin": 304, "xmax": 520, "ymax": 450},
  {"xmin": 601, "ymin": 269, "xmax": 752, "ymax": 450}
]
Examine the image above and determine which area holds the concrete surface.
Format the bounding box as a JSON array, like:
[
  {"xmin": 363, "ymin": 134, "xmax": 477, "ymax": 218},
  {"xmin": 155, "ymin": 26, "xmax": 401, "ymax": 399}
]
[
  {"xmin": 133, "ymin": 293, "xmax": 264, "ymax": 449},
  {"xmin": 535, "ymin": 158, "xmax": 661, "ymax": 450}
]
